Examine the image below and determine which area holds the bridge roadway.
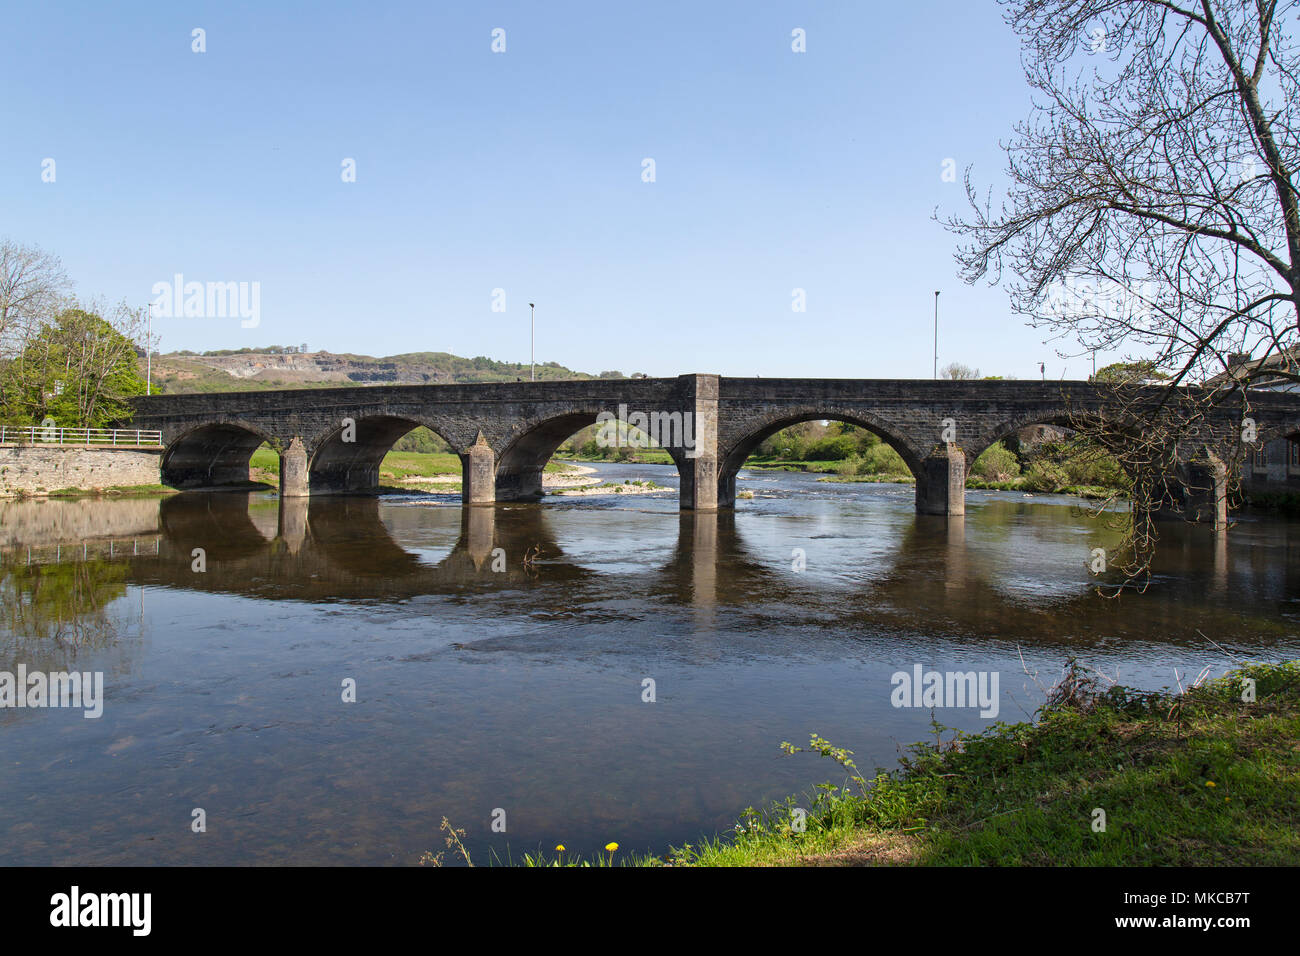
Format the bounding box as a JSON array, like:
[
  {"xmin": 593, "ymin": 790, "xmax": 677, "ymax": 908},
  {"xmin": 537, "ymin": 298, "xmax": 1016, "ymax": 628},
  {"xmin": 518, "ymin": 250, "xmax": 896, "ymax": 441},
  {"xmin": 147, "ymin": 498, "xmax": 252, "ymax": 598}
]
[{"xmin": 127, "ymin": 375, "xmax": 1300, "ymax": 524}]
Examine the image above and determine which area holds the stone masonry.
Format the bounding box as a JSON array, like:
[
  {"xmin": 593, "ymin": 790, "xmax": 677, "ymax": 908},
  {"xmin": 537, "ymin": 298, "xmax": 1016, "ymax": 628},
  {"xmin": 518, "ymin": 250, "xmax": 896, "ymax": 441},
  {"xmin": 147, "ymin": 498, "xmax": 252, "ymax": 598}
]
[{"xmin": 0, "ymin": 445, "xmax": 162, "ymax": 497}]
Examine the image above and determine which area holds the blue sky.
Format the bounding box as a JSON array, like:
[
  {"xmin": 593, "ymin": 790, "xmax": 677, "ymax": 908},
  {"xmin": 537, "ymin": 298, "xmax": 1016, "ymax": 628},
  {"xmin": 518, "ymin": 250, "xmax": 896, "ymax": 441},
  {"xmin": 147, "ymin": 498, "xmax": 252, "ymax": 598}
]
[{"xmin": 1, "ymin": 1, "xmax": 1110, "ymax": 379}]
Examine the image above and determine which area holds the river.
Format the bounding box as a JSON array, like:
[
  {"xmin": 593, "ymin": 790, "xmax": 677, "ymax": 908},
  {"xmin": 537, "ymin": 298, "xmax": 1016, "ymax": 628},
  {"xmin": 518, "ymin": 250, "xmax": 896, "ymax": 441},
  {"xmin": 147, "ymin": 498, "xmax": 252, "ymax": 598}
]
[{"xmin": 2, "ymin": 461, "xmax": 1298, "ymax": 864}]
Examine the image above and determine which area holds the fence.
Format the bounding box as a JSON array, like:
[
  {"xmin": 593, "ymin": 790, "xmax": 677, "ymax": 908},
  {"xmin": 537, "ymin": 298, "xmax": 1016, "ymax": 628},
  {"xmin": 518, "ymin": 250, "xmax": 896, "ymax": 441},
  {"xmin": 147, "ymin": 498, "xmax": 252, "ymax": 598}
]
[
  {"xmin": 1, "ymin": 538, "xmax": 162, "ymax": 567},
  {"xmin": 0, "ymin": 425, "xmax": 163, "ymax": 447}
]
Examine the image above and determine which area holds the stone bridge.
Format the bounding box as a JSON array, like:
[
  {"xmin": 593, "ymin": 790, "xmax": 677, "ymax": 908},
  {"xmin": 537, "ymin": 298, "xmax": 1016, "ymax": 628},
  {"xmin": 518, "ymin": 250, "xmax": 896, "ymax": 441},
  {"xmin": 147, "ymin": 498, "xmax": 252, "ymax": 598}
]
[{"xmin": 127, "ymin": 375, "xmax": 1300, "ymax": 523}]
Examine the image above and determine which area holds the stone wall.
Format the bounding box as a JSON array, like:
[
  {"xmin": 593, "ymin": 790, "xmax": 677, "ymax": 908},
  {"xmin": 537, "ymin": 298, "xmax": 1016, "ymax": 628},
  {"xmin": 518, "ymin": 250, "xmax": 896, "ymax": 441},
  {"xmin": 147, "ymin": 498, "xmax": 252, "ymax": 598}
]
[{"xmin": 0, "ymin": 445, "xmax": 162, "ymax": 497}]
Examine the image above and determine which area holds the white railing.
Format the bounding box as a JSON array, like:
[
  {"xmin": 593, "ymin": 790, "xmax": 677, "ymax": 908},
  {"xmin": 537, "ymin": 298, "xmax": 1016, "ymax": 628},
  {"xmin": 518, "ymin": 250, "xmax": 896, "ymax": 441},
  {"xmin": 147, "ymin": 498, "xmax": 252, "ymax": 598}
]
[{"xmin": 0, "ymin": 425, "xmax": 163, "ymax": 447}]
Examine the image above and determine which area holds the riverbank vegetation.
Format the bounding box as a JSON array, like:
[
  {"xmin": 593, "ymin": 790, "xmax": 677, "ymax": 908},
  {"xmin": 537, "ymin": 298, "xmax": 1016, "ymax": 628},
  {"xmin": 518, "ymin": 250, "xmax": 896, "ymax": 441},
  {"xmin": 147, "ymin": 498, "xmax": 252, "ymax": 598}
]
[
  {"xmin": 746, "ymin": 421, "xmax": 1128, "ymax": 497},
  {"xmin": 516, "ymin": 660, "xmax": 1300, "ymax": 866},
  {"xmin": 554, "ymin": 422, "xmax": 675, "ymax": 464}
]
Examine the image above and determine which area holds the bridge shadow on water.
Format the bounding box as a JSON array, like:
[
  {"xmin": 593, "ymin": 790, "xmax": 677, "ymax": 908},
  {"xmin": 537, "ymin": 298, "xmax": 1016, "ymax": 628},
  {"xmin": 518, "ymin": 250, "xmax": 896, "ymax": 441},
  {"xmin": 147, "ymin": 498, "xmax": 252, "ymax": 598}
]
[{"xmin": 0, "ymin": 488, "xmax": 1287, "ymax": 653}]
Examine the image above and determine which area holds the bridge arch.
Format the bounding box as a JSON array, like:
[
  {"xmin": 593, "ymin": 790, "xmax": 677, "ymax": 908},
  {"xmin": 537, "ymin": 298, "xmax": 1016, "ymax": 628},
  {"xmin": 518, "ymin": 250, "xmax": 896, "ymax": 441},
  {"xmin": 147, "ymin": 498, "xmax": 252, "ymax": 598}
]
[
  {"xmin": 308, "ymin": 416, "xmax": 459, "ymax": 494},
  {"xmin": 161, "ymin": 420, "xmax": 277, "ymax": 490},
  {"xmin": 717, "ymin": 409, "xmax": 925, "ymax": 506},
  {"xmin": 494, "ymin": 408, "xmax": 689, "ymax": 502},
  {"xmin": 963, "ymin": 409, "xmax": 1135, "ymax": 467}
]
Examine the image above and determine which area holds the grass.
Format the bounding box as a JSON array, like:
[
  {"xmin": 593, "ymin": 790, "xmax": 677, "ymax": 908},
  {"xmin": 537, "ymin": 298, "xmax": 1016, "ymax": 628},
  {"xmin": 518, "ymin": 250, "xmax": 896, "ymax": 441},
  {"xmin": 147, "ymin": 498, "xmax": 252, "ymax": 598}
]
[
  {"xmin": 512, "ymin": 661, "xmax": 1300, "ymax": 867},
  {"xmin": 376, "ymin": 451, "xmax": 465, "ymax": 479}
]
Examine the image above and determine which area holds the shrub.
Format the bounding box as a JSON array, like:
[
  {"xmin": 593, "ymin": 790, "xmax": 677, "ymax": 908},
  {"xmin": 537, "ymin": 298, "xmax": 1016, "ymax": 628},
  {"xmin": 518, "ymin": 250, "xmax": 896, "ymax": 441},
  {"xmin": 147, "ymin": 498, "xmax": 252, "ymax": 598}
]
[
  {"xmin": 971, "ymin": 441, "xmax": 1021, "ymax": 481},
  {"xmin": 1022, "ymin": 457, "xmax": 1070, "ymax": 492},
  {"xmin": 858, "ymin": 443, "xmax": 908, "ymax": 475},
  {"xmin": 803, "ymin": 435, "xmax": 860, "ymax": 461}
]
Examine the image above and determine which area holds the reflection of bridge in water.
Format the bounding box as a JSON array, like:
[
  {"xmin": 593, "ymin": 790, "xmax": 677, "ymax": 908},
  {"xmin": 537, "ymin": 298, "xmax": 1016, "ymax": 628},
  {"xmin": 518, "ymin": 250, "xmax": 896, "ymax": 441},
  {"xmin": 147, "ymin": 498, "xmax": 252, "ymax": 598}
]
[{"xmin": 57, "ymin": 492, "xmax": 1284, "ymax": 645}]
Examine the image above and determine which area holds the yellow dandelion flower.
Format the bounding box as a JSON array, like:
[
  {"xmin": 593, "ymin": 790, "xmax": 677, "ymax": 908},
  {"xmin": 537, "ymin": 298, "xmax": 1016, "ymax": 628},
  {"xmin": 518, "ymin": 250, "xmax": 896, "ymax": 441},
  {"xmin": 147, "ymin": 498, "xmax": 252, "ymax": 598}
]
[
  {"xmin": 1206, "ymin": 781, "xmax": 1216, "ymax": 788},
  {"xmin": 555, "ymin": 844, "xmax": 566, "ymax": 852},
  {"xmin": 605, "ymin": 842, "xmax": 619, "ymax": 852}
]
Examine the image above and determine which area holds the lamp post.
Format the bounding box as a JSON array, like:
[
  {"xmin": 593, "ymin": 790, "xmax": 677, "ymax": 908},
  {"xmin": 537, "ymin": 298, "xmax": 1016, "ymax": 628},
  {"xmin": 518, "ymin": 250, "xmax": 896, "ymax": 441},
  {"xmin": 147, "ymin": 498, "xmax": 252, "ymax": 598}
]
[
  {"xmin": 933, "ymin": 291, "xmax": 940, "ymax": 379},
  {"xmin": 145, "ymin": 303, "xmax": 152, "ymax": 396},
  {"xmin": 529, "ymin": 302, "xmax": 535, "ymax": 382}
]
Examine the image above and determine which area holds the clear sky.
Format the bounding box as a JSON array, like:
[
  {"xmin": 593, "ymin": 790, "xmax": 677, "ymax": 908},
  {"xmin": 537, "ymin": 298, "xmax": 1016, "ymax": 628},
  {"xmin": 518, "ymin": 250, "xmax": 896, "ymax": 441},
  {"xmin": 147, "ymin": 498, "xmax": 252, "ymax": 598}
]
[{"xmin": 1, "ymin": 0, "xmax": 1113, "ymax": 380}]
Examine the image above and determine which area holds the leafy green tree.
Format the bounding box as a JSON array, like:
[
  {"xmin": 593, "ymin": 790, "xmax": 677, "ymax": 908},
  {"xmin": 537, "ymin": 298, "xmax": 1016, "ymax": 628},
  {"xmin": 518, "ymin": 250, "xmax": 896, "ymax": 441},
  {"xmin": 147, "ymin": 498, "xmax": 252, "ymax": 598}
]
[
  {"xmin": 1091, "ymin": 361, "xmax": 1168, "ymax": 385},
  {"xmin": 2, "ymin": 304, "xmax": 146, "ymax": 427},
  {"xmin": 803, "ymin": 435, "xmax": 860, "ymax": 461}
]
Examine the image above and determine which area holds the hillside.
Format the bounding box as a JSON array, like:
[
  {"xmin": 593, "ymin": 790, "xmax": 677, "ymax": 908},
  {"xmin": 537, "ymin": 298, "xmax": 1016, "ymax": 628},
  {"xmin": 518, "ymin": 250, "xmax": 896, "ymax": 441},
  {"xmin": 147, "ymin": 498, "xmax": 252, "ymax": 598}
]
[{"xmin": 144, "ymin": 349, "xmax": 640, "ymax": 393}]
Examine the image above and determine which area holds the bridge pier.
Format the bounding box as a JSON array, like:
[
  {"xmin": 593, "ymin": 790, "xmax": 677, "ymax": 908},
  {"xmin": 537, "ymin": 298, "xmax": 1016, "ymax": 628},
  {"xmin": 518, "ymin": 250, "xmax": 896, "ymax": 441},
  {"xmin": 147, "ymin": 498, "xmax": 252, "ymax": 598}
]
[
  {"xmin": 463, "ymin": 504, "xmax": 497, "ymax": 568},
  {"xmin": 277, "ymin": 494, "xmax": 309, "ymax": 554},
  {"xmin": 682, "ymin": 455, "xmax": 719, "ymax": 511},
  {"xmin": 1180, "ymin": 457, "xmax": 1227, "ymax": 530},
  {"xmin": 1182, "ymin": 457, "xmax": 1229, "ymax": 531},
  {"xmin": 462, "ymin": 433, "xmax": 496, "ymax": 506},
  {"xmin": 915, "ymin": 446, "xmax": 966, "ymax": 516},
  {"xmin": 679, "ymin": 374, "xmax": 719, "ymax": 511},
  {"xmin": 1136, "ymin": 457, "xmax": 1229, "ymax": 530},
  {"xmin": 280, "ymin": 438, "xmax": 310, "ymax": 498}
]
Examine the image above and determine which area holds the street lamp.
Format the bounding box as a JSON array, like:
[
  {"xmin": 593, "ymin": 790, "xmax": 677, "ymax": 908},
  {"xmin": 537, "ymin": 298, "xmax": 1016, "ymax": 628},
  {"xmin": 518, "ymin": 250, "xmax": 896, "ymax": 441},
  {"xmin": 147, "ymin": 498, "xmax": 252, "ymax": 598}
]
[
  {"xmin": 145, "ymin": 303, "xmax": 152, "ymax": 396},
  {"xmin": 529, "ymin": 302, "xmax": 535, "ymax": 382},
  {"xmin": 933, "ymin": 291, "xmax": 940, "ymax": 379}
]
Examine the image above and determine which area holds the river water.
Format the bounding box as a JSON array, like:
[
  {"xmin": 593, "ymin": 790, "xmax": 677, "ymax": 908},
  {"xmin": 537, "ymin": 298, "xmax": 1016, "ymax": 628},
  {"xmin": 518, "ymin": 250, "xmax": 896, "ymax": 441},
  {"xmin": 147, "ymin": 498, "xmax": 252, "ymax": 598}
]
[{"xmin": 2, "ymin": 461, "xmax": 1298, "ymax": 864}]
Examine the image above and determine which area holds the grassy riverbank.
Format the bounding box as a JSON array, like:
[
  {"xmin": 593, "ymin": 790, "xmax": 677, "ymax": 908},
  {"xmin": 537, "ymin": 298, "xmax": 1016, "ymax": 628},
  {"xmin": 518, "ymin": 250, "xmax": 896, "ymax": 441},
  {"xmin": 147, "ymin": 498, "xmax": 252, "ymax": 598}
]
[{"xmin": 511, "ymin": 661, "xmax": 1300, "ymax": 866}]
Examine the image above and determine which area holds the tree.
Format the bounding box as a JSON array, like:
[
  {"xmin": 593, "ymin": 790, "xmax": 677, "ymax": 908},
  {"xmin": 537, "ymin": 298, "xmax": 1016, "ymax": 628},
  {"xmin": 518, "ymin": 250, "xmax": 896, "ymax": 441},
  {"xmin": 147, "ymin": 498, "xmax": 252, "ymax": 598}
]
[
  {"xmin": 940, "ymin": 362, "xmax": 981, "ymax": 380},
  {"xmin": 2, "ymin": 302, "xmax": 147, "ymax": 427},
  {"xmin": 1092, "ymin": 360, "xmax": 1169, "ymax": 384},
  {"xmin": 944, "ymin": 0, "xmax": 1300, "ymax": 587},
  {"xmin": 946, "ymin": 0, "xmax": 1299, "ymax": 388},
  {"xmin": 0, "ymin": 241, "xmax": 72, "ymax": 412}
]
